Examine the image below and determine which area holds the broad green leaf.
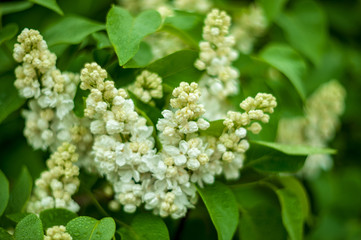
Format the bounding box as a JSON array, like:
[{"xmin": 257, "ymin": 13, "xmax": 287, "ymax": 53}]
[
  {"xmin": 259, "ymin": 43, "xmax": 307, "ymax": 101},
  {"xmin": 92, "ymin": 32, "xmax": 112, "ymax": 49},
  {"xmin": 29, "ymin": 0, "xmax": 63, "ymax": 15},
  {"xmin": 124, "ymin": 42, "xmax": 153, "ymax": 68},
  {"xmin": 73, "ymin": 85, "xmax": 89, "ymax": 118},
  {"xmin": 197, "ymin": 181, "xmax": 239, "ymax": 240},
  {"xmin": 232, "ymin": 183, "xmax": 287, "ymax": 240},
  {"xmin": 0, "ymin": 1, "xmax": 33, "ymax": 15},
  {"xmin": 251, "ymin": 141, "xmax": 336, "ymax": 155},
  {"xmin": 246, "ymin": 141, "xmax": 336, "ymax": 172},
  {"xmin": 0, "ymin": 227, "xmax": 14, "ymax": 240},
  {"xmin": 40, "ymin": 208, "xmax": 78, "ymax": 230},
  {"xmin": 146, "ymin": 50, "xmax": 203, "ymax": 87},
  {"xmin": 0, "ymin": 170, "xmax": 9, "ymax": 216},
  {"xmin": 106, "ymin": 6, "xmax": 162, "ymax": 66},
  {"xmin": 199, "ymin": 119, "xmax": 224, "ymax": 137},
  {"xmin": 118, "ymin": 213, "xmax": 169, "ymax": 240},
  {"xmin": 6, "ymin": 213, "xmax": 30, "ymax": 223},
  {"xmin": 277, "ymin": 177, "xmax": 310, "ymax": 221},
  {"xmin": 245, "ymin": 142, "xmax": 306, "ymax": 172},
  {"xmin": 258, "ymin": 0, "xmax": 288, "ymax": 22},
  {"xmin": 0, "ymin": 74, "xmax": 25, "ymax": 124},
  {"xmin": 66, "ymin": 216, "xmax": 116, "ymax": 240},
  {"xmin": 276, "ymin": 0, "xmax": 327, "ymax": 65},
  {"xmin": 276, "ymin": 189, "xmax": 303, "ymax": 240},
  {"xmin": 163, "ymin": 10, "xmax": 204, "ymax": 48},
  {"xmin": 14, "ymin": 214, "xmax": 43, "ymax": 240},
  {"xmin": 0, "ymin": 24, "xmax": 18, "ymax": 45},
  {"xmin": 43, "ymin": 16, "xmax": 105, "ymax": 46},
  {"xmin": 6, "ymin": 166, "xmax": 32, "ymax": 214}
]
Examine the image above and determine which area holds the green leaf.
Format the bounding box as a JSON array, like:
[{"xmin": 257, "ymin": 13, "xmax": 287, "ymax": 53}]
[
  {"xmin": 277, "ymin": 176, "xmax": 310, "ymax": 221},
  {"xmin": 6, "ymin": 166, "xmax": 32, "ymax": 214},
  {"xmin": 197, "ymin": 181, "xmax": 239, "ymax": 240},
  {"xmin": 39, "ymin": 208, "xmax": 78, "ymax": 230},
  {"xmin": 251, "ymin": 141, "xmax": 337, "ymax": 155},
  {"xmin": 146, "ymin": 50, "xmax": 203, "ymax": 88},
  {"xmin": 163, "ymin": 10, "xmax": 204, "ymax": 48},
  {"xmin": 0, "ymin": 74, "xmax": 25, "ymax": 124},
  {"xmin": 0, "ymin": 227, "xmax": 14, "ymax": 240},
  {"xmin": 259, "ymin": 43, "xmax": 307, "ymax": 101},
  {"xmin": 0, "ymin": 1, "xmax": 33, "ymax": 15},
  {"xmin": 92, "ymin": 32, "xmax": 112, "ymax": 49},
  {"xmin": 124, "ymin": 42, "xmax": 153, "ymax": 68},
  {"xmin": 0, "ymin": 170, "xmax": 9, "ymax": 217},
  {"xmin": 128, "ymin": 91, "xmax": 162, "ymax": 125},
  {"xmin": 0, "ymin": 24, "xmax": 19, "ymax": 45},
  {"xmin": 14, "ymin": 214, "xmax": 43, "ymax": 240},
  {"xmin": 247, "ymin": 141, "xmax": 336, "ymax": 172},
  {"xmin": 73, "ymin": 85, "xmax": 89, "ymax": 118},
  {"xmin": 66, "ymin": 216, "xmax": 116, "ymax": 240},
  {"xmin": 232, "ymin": 183, "xmax": 287, "ymax": 240},
  {"xmin": 29, "ymin": 0, "xmax": 63, "ymax": 15},
  {"xmin": 199, "ymin": 119, "xmax": 224, "ymax": 137},
  {"xmin": 275, "ymin": 189, "xmax": 303, "ymax": 240},
  {"xmin": 106, "ymin": 6, "xmax": 162, "ymax": 66},
  {"xmin": 245, "ymin": 142, "xmax": 306, "ymax": 172},
  {"xmin": 276, "ymin": 0, "xmax": 327, "ymax": 65},
  {"xmin": 258, "ymin": 0, "xmax": 288, "ymax": 22},
  {"xmin": 6, "ymin": 213, "xmax": 30, "ymax": 223},
  {"xmin": 43, "ymin": 16, "xmax": 105, "ymax": 46},
  {"xmin": 118, "ymin": 213, "xmax": 169, "ymax": 240}
]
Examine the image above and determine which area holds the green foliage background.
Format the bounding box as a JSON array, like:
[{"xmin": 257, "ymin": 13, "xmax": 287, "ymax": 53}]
[{"xmin": 0, "ymin": 0, "xmax": 361, "ymax": 239}]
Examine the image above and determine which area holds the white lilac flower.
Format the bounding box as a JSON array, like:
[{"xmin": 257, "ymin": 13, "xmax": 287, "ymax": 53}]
[
  {"xmin": 44, "ymin": 225, "xmax": 72, "ymax": 240},
  {"xmin": 27, "ymin": 142, "xmax": 80, "ymax": 214},
  {"xmin": 232, "ymin": 3, "xmax": 268, "ymax": 54},
  {"xmin": 195, "ymin": 9, "xmax": 240, "ymax": 120},
  {"xmin": 129, "ymin": 70, "xmax": 163, "ymax": 104}
]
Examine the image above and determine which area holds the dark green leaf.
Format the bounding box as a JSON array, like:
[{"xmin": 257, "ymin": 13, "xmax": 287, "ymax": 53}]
[
  {"xmin": 197, "ymin": 181, "xmax": 239, "ymax": 240},
  {"xmin": 276, "ymin": 189, "xmax": 303, "ymax": 240},
  {"xmin": 43, "ymin": 16, "xmax": 105, "ymax": 46},
  {"xmin": 14, "ymin": 214, "xmax": 43, "ymax": 240},
  {"xmin": 29, "ymin": 0, "xmax": 63, "ymax": 15},
  {"xmin": 0, "ymin": 24, "xmax": 19, "ymax": 45},
  {"xmin": 258, "ymin": 0, "xmax": 288, "ymax": 22},
  {"xmin": 163, "ymin": 10, "xmax": 204, "ymax": 48},
  {"xmin": 0, "ymin": 1, "xmax": 33, "ymax": 15},
  {"xmin": 0, "ymin": 227, "xmax": 14, "ymax": 240},
  {"xmin": 124, "ymin": 42, "xmax": 153, "ymax": 68},
  {"xmin": 199, "ymin": 119, "xmax": 224, "ymax": 137},
  {"xmin": 6, "ymin": 213, "xmax": 30, "ymax": 223},
  {"xmin": 39, "ymin": 208, "xmax": 78, "ymax": 230},
  {"xmin": 0, "ymin": 74, "xmax": 25, "ymax": 124},
  {"xmin": 259, "ymin": 43, "xmax": 307, "ymax": 101},
  {"xmin": 251, "ymin": 141, "xmax": 336, "ymax": 155},
  {"xmin": 92, "ymin": 32, "xmax": 112, "ymax": 49},
  {"xmin": 246, "ymin": 141, "xmax": 335, "ymax": 172},
  {"xmin": 128, "ymin": 91, "xmax": 162, "ymax": 125},
  {"xmin": 73, "ymin": 85, "xmax": 89, "ymax": 118},
  {"xmin": 118, "ymin": 213, "xmax": 169, "ymax": 240},
  {"xmin": 106, "ymin": 6, "xmax": 161, "ymax": 66},
  {"xmin": 232, "ymin": 183, "xmax": 287, "ymax": 240},
  {"xmin": 0, "ymin": 170, "xmax": 9, "ymax": 216},
  {"xmin": 6, "ymin": 166, "xmax": 32, "ymax": 214},
  {"xmin": 146, "ymin": 50, "xmax": 203, "ymax": 88},
  {"xmin": 66, "ymin": 216, "xmax": 116, "ymax": 240},
  {"xmin": 276, "ymin": 0, "xmax": 327, "ymax": 65}
]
